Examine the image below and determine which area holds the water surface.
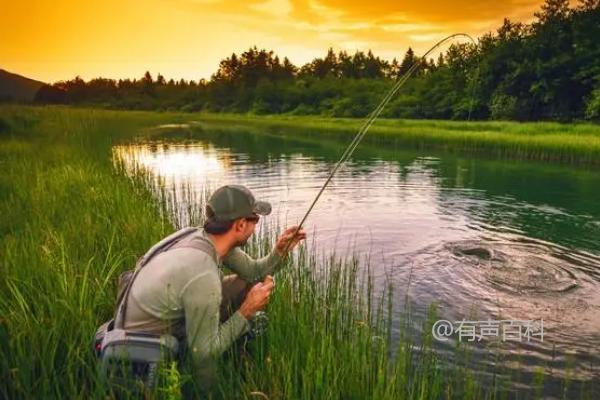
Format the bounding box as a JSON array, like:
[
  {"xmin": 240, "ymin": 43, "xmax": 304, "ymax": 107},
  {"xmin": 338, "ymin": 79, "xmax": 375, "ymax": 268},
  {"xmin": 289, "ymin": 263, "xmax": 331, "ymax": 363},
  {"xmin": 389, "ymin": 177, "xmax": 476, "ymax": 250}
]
[{"xmin": 114, "ymin": 124, "xmax": 600, "ymax": 394}]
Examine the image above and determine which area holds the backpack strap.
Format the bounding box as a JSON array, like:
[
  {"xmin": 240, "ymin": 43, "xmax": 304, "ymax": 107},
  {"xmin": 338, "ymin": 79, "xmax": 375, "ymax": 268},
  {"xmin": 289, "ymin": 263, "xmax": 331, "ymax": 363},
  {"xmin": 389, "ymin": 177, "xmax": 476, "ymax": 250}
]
[
  {"xmin": 169, "ymin": 235, "xmax": 218, "ymax": 264},
  {"xmin": 115, "ymin": 227, "xmax": 212, "ymax": 329}
]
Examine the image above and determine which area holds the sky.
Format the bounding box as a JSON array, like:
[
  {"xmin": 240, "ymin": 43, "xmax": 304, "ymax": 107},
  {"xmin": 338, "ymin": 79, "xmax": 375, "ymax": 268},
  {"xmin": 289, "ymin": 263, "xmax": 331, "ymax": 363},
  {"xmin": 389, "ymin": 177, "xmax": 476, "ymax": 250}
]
[{"xmin": 2, "ymin": 0, "xmax": 547, "ymax": 83}]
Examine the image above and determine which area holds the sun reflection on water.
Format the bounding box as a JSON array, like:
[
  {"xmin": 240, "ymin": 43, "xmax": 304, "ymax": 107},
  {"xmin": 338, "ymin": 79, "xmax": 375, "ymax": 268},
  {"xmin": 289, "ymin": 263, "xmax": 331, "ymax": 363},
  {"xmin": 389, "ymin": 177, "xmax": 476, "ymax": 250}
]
[{"xmin": 112, "ymin": 142, "xmax": 230, "ymax": 186}]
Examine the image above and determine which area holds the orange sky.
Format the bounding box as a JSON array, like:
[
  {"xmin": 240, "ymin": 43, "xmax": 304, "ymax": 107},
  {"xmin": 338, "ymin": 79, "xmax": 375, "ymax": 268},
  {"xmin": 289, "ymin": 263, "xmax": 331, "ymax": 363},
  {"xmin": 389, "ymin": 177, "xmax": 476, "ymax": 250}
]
[{"xmin": 1, "ymin": 0, "xmax": 546, "ymax": 83}]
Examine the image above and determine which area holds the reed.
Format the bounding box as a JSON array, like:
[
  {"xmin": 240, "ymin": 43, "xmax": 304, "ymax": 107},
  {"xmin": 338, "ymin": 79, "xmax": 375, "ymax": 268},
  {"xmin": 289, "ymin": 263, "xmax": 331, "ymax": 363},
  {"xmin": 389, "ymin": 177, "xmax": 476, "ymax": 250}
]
[{"xmin": 0, "ymin": 105, "xmax": 595, "ymax": 399}]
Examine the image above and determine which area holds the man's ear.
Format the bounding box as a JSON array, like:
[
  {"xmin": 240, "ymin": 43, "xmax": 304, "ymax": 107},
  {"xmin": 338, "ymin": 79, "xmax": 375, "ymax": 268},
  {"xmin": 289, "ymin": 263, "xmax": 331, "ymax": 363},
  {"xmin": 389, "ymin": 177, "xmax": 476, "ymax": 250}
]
[{"xmin": 233, "ymin": 218, "xmax": 245, "ymax": 233}]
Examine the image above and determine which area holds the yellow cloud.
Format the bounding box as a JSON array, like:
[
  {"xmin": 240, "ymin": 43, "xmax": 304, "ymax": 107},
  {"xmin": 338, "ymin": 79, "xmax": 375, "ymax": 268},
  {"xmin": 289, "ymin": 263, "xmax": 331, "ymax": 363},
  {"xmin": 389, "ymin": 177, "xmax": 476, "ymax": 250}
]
[
  {"xmin": 1, "ymin": 0, "xmax": 546, "ymax": 82},
  {"xmin": 308, "ymin": 0, "xmax": 542, "ymax": 24}
]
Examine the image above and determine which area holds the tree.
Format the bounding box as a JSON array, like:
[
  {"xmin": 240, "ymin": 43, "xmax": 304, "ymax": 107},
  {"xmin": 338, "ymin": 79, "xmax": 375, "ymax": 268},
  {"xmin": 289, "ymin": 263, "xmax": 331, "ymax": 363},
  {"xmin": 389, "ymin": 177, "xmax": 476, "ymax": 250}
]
[
  {"xmin": 585, "ymin": 86, "xmax": 600, "ymax": 120},
  {"xmin": 367, "ymin": 50, "xmax": 388, "ymax": 78},
  {"xmin": 337, "ymin": 51, "xmax": 354, "ymax": 78},
  {"xmin": 436, "ymin": 53, "xmax": 445, "ymax": 68},
  {"xmin": 141, "ymin": 71, "xmax": 154, "ymax": 95},
  {"xmin": 535, "ymin": 0, "xmax": 570, "ymax": 23},
  {"xmin": 142, "ymin": 71, "xmax": 153, "ymax": 85},
  {"xmin": 281, "ymin": 57, "xmax": 297, "ymax": 79},
  {"xmin": 399, "ymin": 47, "xmax": 417, "ymax": 76},
  {"xmin": 34, "ymin": 84, "xmax": 67, "ymax": 103},
  {"xmin": 351, "ymin": 51, "xmax": 367, "ymax": 78},
  {"xmin": 307, "ymin": 48, "xmax": 338, "ymax": 78},
  {"xmin": 389, "ymin": 58, "xmax": 400, "ymax": 79}
]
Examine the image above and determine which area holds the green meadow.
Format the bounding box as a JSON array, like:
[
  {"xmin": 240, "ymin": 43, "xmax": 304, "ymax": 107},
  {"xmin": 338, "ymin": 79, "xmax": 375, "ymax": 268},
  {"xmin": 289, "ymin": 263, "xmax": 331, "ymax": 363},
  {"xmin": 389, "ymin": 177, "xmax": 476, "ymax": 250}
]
[{"xmin": 1, "ymin": 105, "xmax": 598, "ymax": 399}]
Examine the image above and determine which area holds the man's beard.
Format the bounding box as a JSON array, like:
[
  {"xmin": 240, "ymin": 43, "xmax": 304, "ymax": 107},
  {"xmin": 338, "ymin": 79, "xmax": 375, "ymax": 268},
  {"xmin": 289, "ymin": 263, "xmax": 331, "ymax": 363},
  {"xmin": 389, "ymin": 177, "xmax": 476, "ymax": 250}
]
[{"xmin": 235, "ymin": 237, "xmax": 249, "ymax": 247}]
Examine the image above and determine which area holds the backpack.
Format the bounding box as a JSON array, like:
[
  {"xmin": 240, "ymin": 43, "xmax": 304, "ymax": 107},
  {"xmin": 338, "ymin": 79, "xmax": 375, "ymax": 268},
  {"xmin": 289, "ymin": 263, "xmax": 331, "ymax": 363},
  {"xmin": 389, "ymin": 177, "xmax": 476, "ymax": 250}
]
[{"xmin": 94, "ymin": 226, "xmax": 216, "ymax": 392}]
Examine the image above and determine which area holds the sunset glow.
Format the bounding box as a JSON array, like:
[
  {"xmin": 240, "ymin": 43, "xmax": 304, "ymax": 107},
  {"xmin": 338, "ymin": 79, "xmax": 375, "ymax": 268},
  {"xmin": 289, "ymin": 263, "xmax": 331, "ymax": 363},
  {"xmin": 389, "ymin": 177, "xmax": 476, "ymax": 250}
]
[{"xmin": 3, "ymin": 0, "xmax": 545, "ymax": 83}]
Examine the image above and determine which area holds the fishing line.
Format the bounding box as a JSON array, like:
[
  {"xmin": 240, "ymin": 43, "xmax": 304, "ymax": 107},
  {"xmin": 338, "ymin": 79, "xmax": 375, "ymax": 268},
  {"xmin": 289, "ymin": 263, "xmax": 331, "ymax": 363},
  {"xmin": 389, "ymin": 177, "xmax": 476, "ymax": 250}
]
[{"xmin": 282, "ymin": 33, "xmax": 477, "ymax": 253}]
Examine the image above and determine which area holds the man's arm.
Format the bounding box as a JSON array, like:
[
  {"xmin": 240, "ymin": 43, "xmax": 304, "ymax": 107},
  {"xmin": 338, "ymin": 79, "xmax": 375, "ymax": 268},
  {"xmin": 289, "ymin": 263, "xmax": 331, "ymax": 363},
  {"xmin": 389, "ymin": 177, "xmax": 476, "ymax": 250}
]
[
  {"xmin": 222, "ymin": 226, "xmax": 307, "ymax": 282},
  {"xmin": 181, "ymin": 270, "xmax": 249, "ymax": 367},
  {"xmin": 222, "ymin": 247, "xmax": 282, "ymax": 283}
]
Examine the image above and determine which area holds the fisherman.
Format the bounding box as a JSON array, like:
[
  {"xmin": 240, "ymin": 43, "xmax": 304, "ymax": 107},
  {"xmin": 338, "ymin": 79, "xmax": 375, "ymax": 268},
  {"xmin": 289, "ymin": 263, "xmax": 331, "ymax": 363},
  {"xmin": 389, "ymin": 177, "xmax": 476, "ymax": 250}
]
[{"xmin": 119, "ymin": 184, "xmax": 306, "ymax": 389}]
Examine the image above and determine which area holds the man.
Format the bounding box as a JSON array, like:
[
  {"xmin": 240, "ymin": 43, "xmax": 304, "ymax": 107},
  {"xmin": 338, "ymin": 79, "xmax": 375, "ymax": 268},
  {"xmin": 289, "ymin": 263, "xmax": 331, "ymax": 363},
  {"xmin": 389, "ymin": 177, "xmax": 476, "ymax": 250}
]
[{"xmin": 122, "ymin": 184, "xmax": 306, "ymax": 386}]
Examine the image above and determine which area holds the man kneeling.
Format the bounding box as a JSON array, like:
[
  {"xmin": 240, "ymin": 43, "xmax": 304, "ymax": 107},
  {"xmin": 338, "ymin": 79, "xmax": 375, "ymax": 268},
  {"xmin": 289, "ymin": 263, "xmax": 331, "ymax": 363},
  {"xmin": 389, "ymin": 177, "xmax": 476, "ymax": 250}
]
[{"xmin": 121, "ymin": 185, "xmax": 306, "ymax": 388}]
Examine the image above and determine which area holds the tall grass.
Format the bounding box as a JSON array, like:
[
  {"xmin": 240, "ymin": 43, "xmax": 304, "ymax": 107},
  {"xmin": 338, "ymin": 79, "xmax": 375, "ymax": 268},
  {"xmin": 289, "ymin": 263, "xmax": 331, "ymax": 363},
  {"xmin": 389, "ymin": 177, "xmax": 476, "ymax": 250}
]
[
  {"xmin": 0, "ymin": 105, "xmax": 179, "ymax": 398},
  {"xmin": 191, "ymin": 113, "xmax": 600, "ymax": 165},
  {"xmin": 0, "ymin": 105, "xmax": 596, "ymax": 399}
]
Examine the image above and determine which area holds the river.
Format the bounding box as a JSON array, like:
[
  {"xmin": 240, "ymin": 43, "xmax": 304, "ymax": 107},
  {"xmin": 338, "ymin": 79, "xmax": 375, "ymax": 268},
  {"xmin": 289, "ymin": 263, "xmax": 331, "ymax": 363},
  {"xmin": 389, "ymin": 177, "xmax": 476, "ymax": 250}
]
[{"xmin": 113, "ymin": 122, "xmax": 600, "ymax": 395}]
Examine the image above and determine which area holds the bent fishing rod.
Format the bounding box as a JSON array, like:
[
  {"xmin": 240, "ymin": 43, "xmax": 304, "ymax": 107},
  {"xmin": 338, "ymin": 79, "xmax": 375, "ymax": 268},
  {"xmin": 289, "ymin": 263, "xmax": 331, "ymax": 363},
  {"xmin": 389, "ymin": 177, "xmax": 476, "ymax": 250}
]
[{"xmin": 282, "ymin": 33, "xmax": 476, "ymax": 254}]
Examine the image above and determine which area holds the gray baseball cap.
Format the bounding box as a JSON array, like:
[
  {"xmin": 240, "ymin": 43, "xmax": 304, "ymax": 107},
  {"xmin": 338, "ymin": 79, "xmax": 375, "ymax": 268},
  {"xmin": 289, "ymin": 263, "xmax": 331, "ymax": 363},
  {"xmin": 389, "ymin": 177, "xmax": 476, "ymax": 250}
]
[{"xmin": 206, "ymin": 185, "xmax": 272, "ymax": 221}]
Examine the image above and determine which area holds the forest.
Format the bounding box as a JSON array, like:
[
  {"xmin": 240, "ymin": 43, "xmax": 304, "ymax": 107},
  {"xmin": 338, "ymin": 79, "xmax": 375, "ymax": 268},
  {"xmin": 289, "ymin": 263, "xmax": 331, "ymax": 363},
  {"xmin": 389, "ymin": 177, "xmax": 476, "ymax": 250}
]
[{"xmin": 33, "ymin": 0, "xmax": 600, "ymax": 122}]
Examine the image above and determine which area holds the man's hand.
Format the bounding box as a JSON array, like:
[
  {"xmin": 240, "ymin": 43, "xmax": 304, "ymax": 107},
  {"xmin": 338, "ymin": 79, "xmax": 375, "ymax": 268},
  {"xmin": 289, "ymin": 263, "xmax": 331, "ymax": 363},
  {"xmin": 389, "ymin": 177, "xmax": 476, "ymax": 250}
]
[
  {"xmin": 275, "ymin": 226, "xmax": 307, "ymax": 256},
  {"xmin": 239, "ymin": 275, "xmax": 275, "ymax": 320}
]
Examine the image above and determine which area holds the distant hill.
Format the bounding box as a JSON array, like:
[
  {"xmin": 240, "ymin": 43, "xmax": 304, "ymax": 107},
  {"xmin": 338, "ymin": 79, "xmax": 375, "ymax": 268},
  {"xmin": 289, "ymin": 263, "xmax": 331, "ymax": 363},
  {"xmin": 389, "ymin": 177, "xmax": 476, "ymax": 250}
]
[{"xmin": 0, "ymin": 69, "xmax": 46, "ymax": 102}]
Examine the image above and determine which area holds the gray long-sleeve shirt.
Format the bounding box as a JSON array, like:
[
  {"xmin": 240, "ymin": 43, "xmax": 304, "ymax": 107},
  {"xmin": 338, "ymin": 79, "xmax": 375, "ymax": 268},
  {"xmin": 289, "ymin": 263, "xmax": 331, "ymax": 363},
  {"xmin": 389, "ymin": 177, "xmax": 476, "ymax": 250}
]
[{"xmin": 123, "ymin": 228, "xmax": 282, "ymax": 371}]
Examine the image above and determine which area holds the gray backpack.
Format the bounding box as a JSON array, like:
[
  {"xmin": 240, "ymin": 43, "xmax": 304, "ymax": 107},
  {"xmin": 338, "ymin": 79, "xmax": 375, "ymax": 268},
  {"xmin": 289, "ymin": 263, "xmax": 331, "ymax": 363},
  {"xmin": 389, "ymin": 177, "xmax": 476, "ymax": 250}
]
[{"xmin": 94, "ymin": 227, "xmax": 215, "ymax": 391}]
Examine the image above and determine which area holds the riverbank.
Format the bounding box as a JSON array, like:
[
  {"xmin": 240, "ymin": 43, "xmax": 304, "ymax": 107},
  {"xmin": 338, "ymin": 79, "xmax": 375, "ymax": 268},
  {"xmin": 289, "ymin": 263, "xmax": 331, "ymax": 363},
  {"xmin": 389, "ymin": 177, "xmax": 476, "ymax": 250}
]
[
  {"xmin": 190, "ymin": 113, "xmax": 600, "ymax": 166},
  {"xmin": 5, "ymin": 105, "xmax": 600, "ymax": 166},
  {"xmin": 0, "ymin": 105, "xmax": 595, "ymax": 399}
]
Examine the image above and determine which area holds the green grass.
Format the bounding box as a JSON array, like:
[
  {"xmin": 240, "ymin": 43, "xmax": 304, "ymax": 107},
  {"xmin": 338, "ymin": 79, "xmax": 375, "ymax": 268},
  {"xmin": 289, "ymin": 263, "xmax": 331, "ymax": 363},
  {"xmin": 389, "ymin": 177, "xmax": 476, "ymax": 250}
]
[
  {"xmin": 0, "ymin": 106, "xmax": 178, "ymax": 398},
  {"xmin": 190, "ymin": 112, "xmax": 600, "ymax": 165},
  {"xmin": 0, "ymin": 105, "xmax": 597, "ymax": 399}
]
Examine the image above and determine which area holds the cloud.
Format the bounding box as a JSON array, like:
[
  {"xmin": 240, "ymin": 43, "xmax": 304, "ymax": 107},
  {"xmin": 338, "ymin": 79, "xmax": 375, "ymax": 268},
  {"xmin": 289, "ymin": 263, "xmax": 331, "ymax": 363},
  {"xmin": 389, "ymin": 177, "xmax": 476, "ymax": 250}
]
[
  {"xmin": 306, "ymin": 0, "xmax": 543, "ymax": 24},
  {"xmin": 181, "ymin": 0, "xmax": 544, "ymax": 59},
  {"xmin": 3, "ymin": 0, "xmax": 547, "ymax": 82}
]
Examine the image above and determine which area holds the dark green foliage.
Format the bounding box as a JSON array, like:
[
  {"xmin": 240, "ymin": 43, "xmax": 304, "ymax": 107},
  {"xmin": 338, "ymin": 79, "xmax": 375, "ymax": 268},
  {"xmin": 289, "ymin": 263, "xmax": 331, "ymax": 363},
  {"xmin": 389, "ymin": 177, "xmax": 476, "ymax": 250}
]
[
  {"xmin": 32, "ymin": 1, "xmax": 600, "ymax": 122},
  {"xmin": 585, "ymin": 87, "xmax": 600, "ymax": 120}
]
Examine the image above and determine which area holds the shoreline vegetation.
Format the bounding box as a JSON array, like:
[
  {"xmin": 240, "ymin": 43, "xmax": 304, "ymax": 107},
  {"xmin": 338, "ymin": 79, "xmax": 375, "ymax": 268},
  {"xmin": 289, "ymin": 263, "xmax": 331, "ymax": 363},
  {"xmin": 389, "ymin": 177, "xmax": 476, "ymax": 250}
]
[
  {"xmin": 0, "ymin": 106, "xmax": 597, "ymax": 399},
  {"xmin": 187, "ymin": 112, "xmax": 600, "ymax": 166},
  {"xmin": 5, "ymin": 105, "xmax": 599, "ymax": 165}
]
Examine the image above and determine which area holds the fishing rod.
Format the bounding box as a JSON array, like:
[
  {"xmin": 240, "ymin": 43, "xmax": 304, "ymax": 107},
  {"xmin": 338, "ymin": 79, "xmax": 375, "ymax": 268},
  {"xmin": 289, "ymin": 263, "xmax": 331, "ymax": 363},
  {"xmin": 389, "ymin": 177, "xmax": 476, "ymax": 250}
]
[{"xmin": 282, "ymin": 33, "xmax": 477, "ymax": 254}]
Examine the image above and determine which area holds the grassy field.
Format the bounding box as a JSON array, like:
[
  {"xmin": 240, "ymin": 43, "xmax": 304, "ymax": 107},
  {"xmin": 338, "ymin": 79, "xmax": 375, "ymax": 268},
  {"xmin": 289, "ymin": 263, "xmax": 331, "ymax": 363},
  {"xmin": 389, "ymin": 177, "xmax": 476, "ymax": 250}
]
[{"xmin": 0, "ymin": 105, "xmax": 597, "ymax": 399}]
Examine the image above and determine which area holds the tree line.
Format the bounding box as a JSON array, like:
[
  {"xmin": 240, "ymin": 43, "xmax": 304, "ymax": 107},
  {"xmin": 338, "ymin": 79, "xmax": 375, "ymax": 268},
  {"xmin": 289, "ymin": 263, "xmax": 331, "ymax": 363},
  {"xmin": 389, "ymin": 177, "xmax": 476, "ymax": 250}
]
[{"xmin": 34, "ymin": 0, "xmax": 600, "ymax": 121}]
